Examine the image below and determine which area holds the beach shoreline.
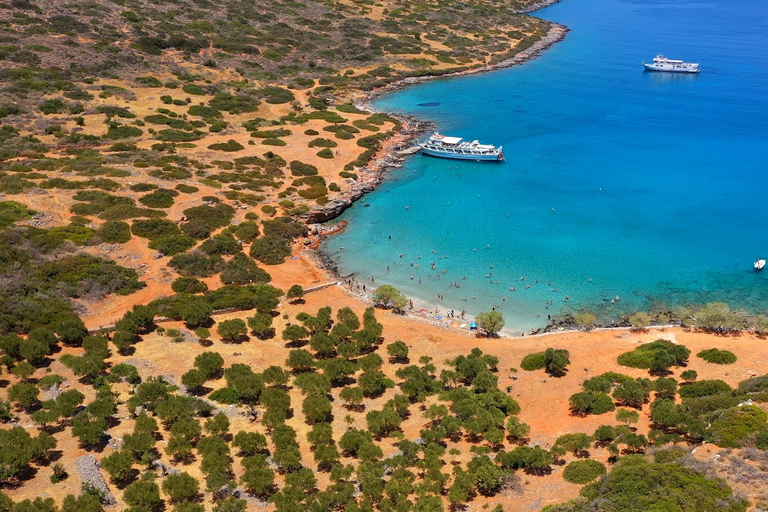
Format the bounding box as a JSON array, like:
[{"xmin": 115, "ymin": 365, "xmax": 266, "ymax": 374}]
[{"xmin": 300, "ymin": 18, "xmax": 570, "ymax": 335}]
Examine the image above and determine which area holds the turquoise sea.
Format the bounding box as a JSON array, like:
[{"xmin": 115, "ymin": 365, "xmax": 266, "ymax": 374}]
[{"xmin": 322, "ymin": 0, "xmax": 768, "ymax": 332}]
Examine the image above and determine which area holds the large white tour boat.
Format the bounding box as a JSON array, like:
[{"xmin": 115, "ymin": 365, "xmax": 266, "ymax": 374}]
[
  {"xmin": 642, "ymin": 55, "xmax": 700, "ymax": 73},
  {"xmin": 419, "ymin": 132, "xmax": 504, "ymax": 161}
]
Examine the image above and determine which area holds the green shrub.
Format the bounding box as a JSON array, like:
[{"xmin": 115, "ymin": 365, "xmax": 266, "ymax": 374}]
[
  {"xmin": 148, "ymin": 234, "xmax": 197, "ymax": 256},
  {"xmin": 737, "ymin": 374, "xmax": 768, "ymax": 395},
  {"xmin": 679, "ymin": 379, "xmax": 732, "ymax": 398},
  {"xmin": 209, "ymin": 387, "xmax": 239, "ymax": 404},
  {"xmin": 653, "ymin": 447, "xmax": 687, "ymax": 464},
  {"xmin": 308, "ymin": 138, "xmax": 338, "ymax": 148},
  {"xmin": 262, "ymin": 138, "xmax": 287, "ymax": 146},
  {"xmin": 96, "ymin": 221, "xmax": 131, "ymax": 243},
  {"xmin": 317, "ymin": 149, "xmax": 334, "ymax": 159},
  {"xmin": 207, "ymin": 139, "xmax": 244, "ymax": 152},
  {"xmin": 221, "ymin": 253, "xmax": 271, "ymax": 285},
  {"xmin": 181, "ymin": 220, "xmax": 212, "ymax": 240},
  {"xmin": 139, "ymin": 188, "xmax": 179, "ymax": 208},
  {"xmin": 562, "ymin": 460, "xmax": 607, "ymax": 484},
  {"xmin": 304, "ymin": 129, "xmax": 319, "ymax": 136},
  {"xmin": 337, "ymin": 103, "xmax": 366, "ymax": 114},
  {"xmin": 200, "ymin": 234, "xmax": 241, "ymax": 256},
  {"xmin": 617, "ymin": 339, "xmax": 690, "ymax": 370},
  {"xmin": 208, "ymin": 93, "xmax": 260, "ymax": 114},
  {"xmin": 548, "ymin": 456, "xmax": 749, "ymax": 512},
  {"xmin": 189, "ymin": 105, "xmax": 221, "ymax": 118},
  {"xmin": 697, "ymin": 348, "xmax": 737, "ymax": 365},
  {"xmin": 172, "ymin": 277, "xmax": 209, "ymax": 294},
  {"xmin": 182, "ymin": 84, "xmax": 208, "ymax": 96},
  {"xmin": 183, "ymin": 203, "xmax": 235, "ymax": 231},
  {"xmin": 289, "ymin": 160, "xmax": 318, "ymax": 176},
  {"xmin": 0, "ymin": 201, "xmax": 35, "ymax": 228},
  {"xmin": 156, "ymin": 129, "xmax": 200, "ymax": 142},
  {"xmin": 521, "ymin": 352, "xmax": 545, "ymax": 371},
  {"xmin": 130, "ymin": 183, "xmax": 158, "ymax": 192},
  {"xmin": 169, "ymin": 252, "xmax": 224, "ymax": 277},
  {"xmin": 176, "ymin": 184, "xmax": 199, "ymax": 194},
  {"xmin": 250, "ymin": 237, "xmax": 291, "ymax": 265},
  {"xmin": 98, "ymin": 106, "xmax": 136, "ymax": 119},
  {"xmin": 258, "ymin": 86, "xmax": 295, "ymax": 104},
  {"xmin": 131, "ymin": 219, "xmax": 181, "ymax": 240},
  {"xmin": 136, "ymin": 76, "xmax": 163, "ymax": 87},
  {"xmin": 707, "ymin": 405, "xmax": 768, "ymax": 448},
  {"xmin": 39, "ymin": 99, "xmax": 66, "ymax": 115},
  {"xmin": 104, "ymin": 125, "xmax": 143, "ymax": 140},
  {"xmin": 569, "ymin": 391, "xmax": 616, "ymax": 415}
]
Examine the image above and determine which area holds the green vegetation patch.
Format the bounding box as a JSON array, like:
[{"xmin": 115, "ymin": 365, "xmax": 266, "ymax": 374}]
[
  {"xmin": 707, "ymin": 405, "xmax": 768, "ymax": 448},
  {"xmin": 138, "ymin": 188, "xmax": 179, "ymax": 208},
  {"xmin": 544, "ymin": 456, "xmax": 748, "ymax": 512},
  {"xmin": 617, "ymin": 339, "xmax": 690, "ymax": 371},
  {"xmin": 0, "ymin": 201, "xmax": 35, "ymax": 228},
  {"xmin": 131, "ymin": 219, "xmax": 181, "ymax": 240},
  {"xmin": 520, "ymin": 352, "xmax": 545, "ymax": 371},
  {"xmin": 257, "ymin": 86, "xmax": 295, "ymax": 104},
  {"xmin": 562, "ymin": 460, "xmax": 607, "ymax": 484},
  {"xmin": 696, "ymin": 348, "xmax": 737, "ymax": 365},
  {"xmin": 679, "ymin": 379, "xmax": 732, "ymax": 398},
  {"xmin": 155, "ymin": 129, "xmax": 201, "ymax": 142},
  {"xmin": 208, "ymin": 140, "xmax": 244, "ymax": 152},
  {"xmin": 104, "ymin": 125, "xmax": 143, "ymax": 140},
  {"xmin": 33, "ymin": 254, "xmax": 144, "ymax": 296}
]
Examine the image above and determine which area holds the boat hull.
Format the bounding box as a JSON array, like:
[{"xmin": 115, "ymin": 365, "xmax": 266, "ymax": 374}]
[
  {"xmin": 643, "ymin": 63, "xmax": 700, "ymax": 73},
  {"xmin": 420, "ymin": 147, "xmax": 503, "ymax": 161}
]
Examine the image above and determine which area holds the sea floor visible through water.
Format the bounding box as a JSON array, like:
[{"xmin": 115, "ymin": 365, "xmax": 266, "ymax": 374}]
[{"xmin": 322, "ymin": 0, "xmax": 768, "ymax": 332}]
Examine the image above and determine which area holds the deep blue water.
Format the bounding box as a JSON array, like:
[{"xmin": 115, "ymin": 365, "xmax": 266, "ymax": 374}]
[{"xmin": 322, "ymin": 0, "xmax": 768, "ymax": 331}]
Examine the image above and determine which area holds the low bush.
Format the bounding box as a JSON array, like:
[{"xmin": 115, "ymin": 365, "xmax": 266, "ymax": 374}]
[
  {"xmin": 678, "ymin": 379, "xmax": 732, "ymax": 398},
  {"xmin": 139, "ymin": 188, "xmax": 179, "ymax": 208},
  {"xmin": 95, "ymin": 221, "xmax": 131, "ymax": 243},
  {"xmin": 172, "ymin": 277, "xmax": 209, "ymax": 294},
  {"xmin": 562, "ymin": 460, "xmax": 607, "ymax": 484},
  {"xmin": 520, "ymin": 352, "xmax": 545, "ymax": 371},
  {"xmin": 289, "ymin": 160, "xmax": 318, "ymax": 176},
  {"xmin": 653, "ymin": 447, "xmax": 687, "ymax": 464},
  {"xmin": 707, "ymin": 405, "xmax": 768, "ymax": 448},
  {"xmin": 148, "ymin": 234, "xmax": 197, "ymax": 256},
  {"xmin": 169, "ymin": 252, "xmax": 225, "ymax": 277},
  {"xmin": 208, "ymin": 140, "xmax": 244, "ymax": 152},
  {"xmin": 250, "ymin": 237, "xmax": 291, "ymax": 265},
  {"xmin": 175, "ymin": 184, "xmax": 199, "ymax": 194},
  {"xmin": 617, "ymin": 339, "xmax": 690, "ymax": 371},
  {"xmin": 308, "ymin": 138, "xmax": 338, "ymax": 148},
  {"xmin": 131, "ymin": 219, "xmax": 181, "ymax": 240},
  {"xmin": 104, "ymin": 125, "xmax": 143, "ymax": 140},
  {"xmin": 569, "ymin": 391, "xmax": 616, "ymax": 415},
  {"xmin": 317, "ymin": 149, "xmax": 334, "ymax": 159},
  {"xmin": 697, "ymin": 348, "xmax": 737, "ymax": 365}
]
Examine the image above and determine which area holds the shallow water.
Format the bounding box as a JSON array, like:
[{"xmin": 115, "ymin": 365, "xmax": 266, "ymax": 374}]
[{"xmin": 323, "ymin": 0, "xmax": 768, "ymax": 331}]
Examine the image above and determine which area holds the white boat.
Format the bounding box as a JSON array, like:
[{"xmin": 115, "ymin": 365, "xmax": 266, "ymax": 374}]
[
  {"xmin": 642, "ymin": 55, "xmax": 700, "ymax": 73},
  {"xmin": 419, "ymin": 132, "xmax": 504, "ymax": 161},
  {"xmin": 755, "ymin": 258, "xmax": 765, "ymax": 271}
]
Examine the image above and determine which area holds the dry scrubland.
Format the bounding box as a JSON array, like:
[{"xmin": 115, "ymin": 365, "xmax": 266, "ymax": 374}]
[{"xmin": 0, "ymin": 0, "xmax": 767, "ymax": 511}]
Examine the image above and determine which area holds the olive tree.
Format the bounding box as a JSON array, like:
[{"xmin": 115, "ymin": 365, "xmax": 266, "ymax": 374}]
[{"xmin": 475, "ymin": 311, "xmax": 505, "ymax": 337}]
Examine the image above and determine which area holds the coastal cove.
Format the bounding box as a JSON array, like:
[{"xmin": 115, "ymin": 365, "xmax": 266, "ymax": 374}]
[{"xmin": 321, "ymin": 0, "xmax": 768, "ymax": 332}]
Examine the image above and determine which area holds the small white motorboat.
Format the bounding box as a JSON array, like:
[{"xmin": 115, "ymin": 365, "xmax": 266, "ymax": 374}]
[{"xmin": 755, "ymin": 257, "xmax": 766, "ymax": 272}]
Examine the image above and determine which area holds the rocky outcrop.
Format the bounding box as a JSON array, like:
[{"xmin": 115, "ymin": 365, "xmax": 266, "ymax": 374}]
[
  {"xmin": 76, "ymin": 454, "xmax": 116, "ymax": 505},
  {"xmin": 301, "ymin": 182, "xmax": 377, "ymax": 224}
]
